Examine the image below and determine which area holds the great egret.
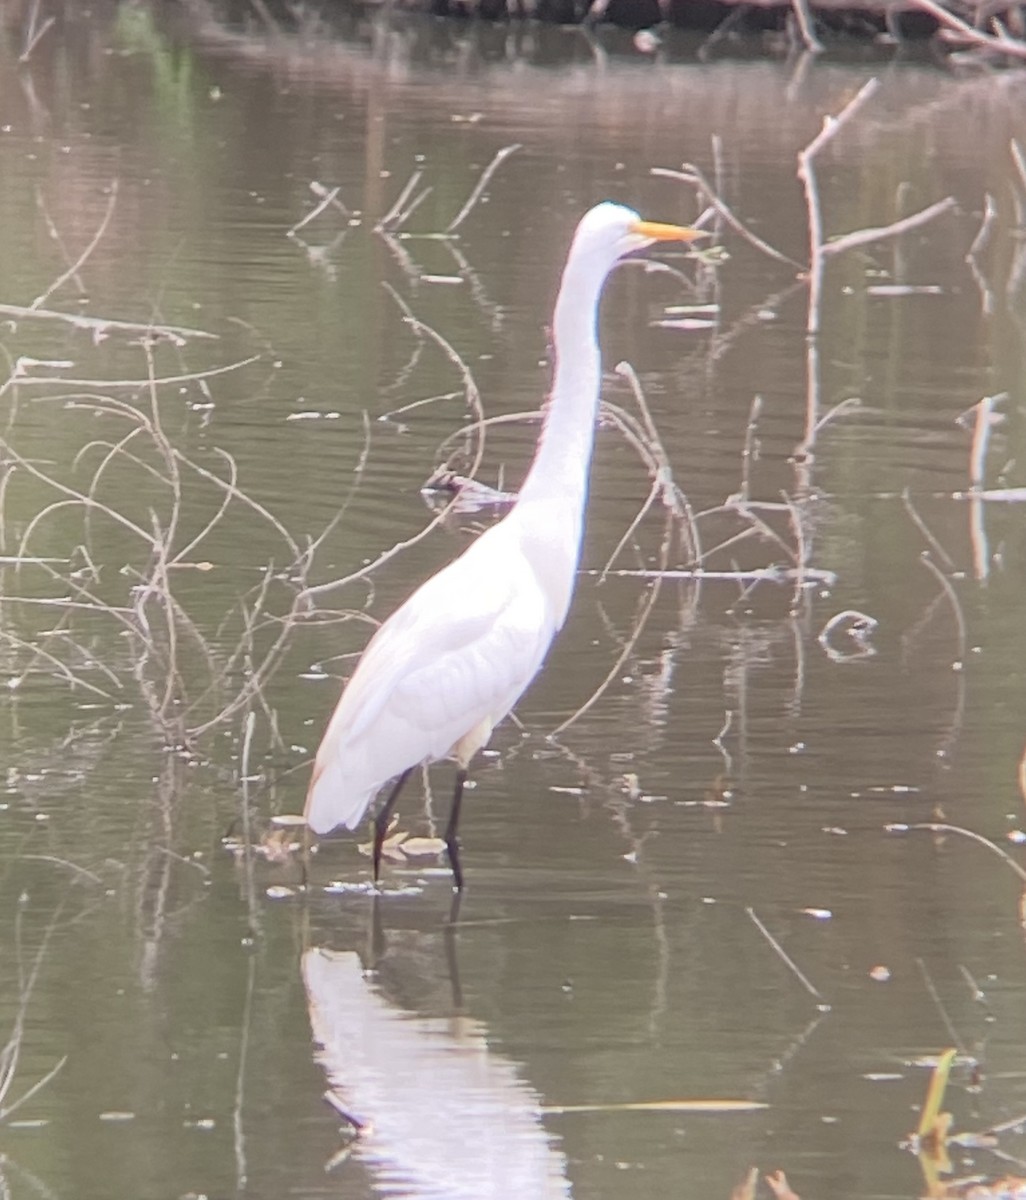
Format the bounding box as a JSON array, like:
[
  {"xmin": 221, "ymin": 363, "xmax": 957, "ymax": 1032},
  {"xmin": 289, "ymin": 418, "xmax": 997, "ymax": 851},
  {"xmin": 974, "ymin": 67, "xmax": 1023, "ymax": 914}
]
[{"xmin": 305, "ymin": 201, "xmax": 704, "ymax": 890}]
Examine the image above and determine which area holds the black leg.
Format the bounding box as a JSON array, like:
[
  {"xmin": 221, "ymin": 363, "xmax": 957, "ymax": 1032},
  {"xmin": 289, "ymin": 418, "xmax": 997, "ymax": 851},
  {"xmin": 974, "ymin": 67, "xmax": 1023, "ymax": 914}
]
[
  {"xmin": 443, "ymin": 913, "xmax": 464, "ymax": 1006},
  {"xmin": 444, "ymin": 769, "xmax": 468, "ymax": 893},
  {"xmin": 373, "ymin": 767, "xmax": 412, "ymax": 884},
  {"xmin": 300, "ymin": 823, "xmax": 310, "ymax": 894},
  {"xmin": 369, "ymin": 891, "xmax": 387, "ymax": 964}
]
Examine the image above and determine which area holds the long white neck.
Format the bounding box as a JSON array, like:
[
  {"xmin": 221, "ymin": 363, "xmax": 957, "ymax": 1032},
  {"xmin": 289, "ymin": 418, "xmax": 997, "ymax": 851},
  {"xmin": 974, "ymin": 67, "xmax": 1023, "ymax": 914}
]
[
  {"xmin": 507, "ymin": 252, "xmax": 616, "ymax": 630},
  {"xmin": 516, "ymin": 254, "xmax": 611, "ymax": 515}
]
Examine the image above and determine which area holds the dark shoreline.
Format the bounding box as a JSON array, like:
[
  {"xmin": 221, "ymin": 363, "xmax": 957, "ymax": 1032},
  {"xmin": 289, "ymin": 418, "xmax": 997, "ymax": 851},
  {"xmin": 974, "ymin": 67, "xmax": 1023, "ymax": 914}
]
[{"xmin": 201, "ymin": 0, "xmax": 943, "ymax": 40}]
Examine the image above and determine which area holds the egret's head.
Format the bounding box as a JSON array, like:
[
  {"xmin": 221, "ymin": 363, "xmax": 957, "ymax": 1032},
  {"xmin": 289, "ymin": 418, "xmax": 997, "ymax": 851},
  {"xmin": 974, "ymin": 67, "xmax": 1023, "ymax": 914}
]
[{"xmin": 569, "ymin": 201, "xmax": 706, "ymax": 272}]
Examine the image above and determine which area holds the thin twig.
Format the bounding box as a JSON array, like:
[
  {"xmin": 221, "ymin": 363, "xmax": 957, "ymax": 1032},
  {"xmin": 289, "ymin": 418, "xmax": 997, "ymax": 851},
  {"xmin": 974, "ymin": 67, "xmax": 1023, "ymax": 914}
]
[
  {"xmin": 234, "ymin": 954, "xmax": 256, "ymax": 1190},
  {"xmin": 287, "ymin": 183, "xmax": 349, "ymax": 238},
  {"xmin": 0, "ymin": 629, "xmax": 117, "ymax": 700},
  {"xmin": 895, "ymin": 822, "xmax": 1026, "ymax": 883},
  {"xmin": 187, "ymin": 571, "xmax": 302, "ymax": 737},
  {"xmin": 901, "ymin": 488, "xmax": 956, "ymax": 571},
  {"xmin": 550, "ymin": 508, "xmax": 678, "ymax": 738},
  {"xmin": 790, "ymin": 0, "xmax": 824, "ymax": 53},
  {"xmin": 797, "ymin": 79, "xmax": 881, "ymax": 335},
  {"xmin": 0, "ymin": 1053, "xmax": 67, "ymax": 1122},
  {"xmin": 966, "ymin": 193, "xmax": 998, "ymax": 314},
  {"xmin": 376, "ymin": 169, "xmax": 423, "ymax": 232},
  {"xmin": 967, "ymin": 192, "xmax": 998, "ymax": 262},
  {"xmin": 810, "ymin": 395, "xmax": 862, "ymax": 438},
  {"xmin": 19, "ymin": 0, "xmax": 55, "ymax": 62},
  {"xmin": 34, "ymin": 187, "xmax": 86, "ymax": 295},
  {"xmin": 968, "ymin": 392, "xmax": 1001, "ymax": 489},
  {"xmin": 746, "ymin": 907, "xmax": 827, "ymax": 1005},
  {"xmin": 610, "ymin": 361, "xmax": 696, "ymax": 551},
  {"xmin": 301, "ymin": 289, "xmax": 486, "ymax": 601},
  {"xmin": 726, "ymin": 499, "xmax": 798, "ymax": 560},
  {"xmin": 444, "ymin": 144, "xmax": 522, "ymax": 235},
  {"xmin": 582, "ymin": 566, "xmax": 837, "ymax": 584},
  {"xmin": 8, "ymin": 458, "xmax": 155, "ymax": 552},
  {"xmin": 820, "ymin": 197, "xmax": 958, "ymax": 260},
  {"xmin": 915, "ymin": 958, "xmax": 968, "ymax": 1055},
  {"xmin": 0, "ymin": 900, "xmax": 67, "ymax": 1121},
  {"xmin": 651, "ymin": 166, "xmax": 802, "ymax": 269},
  {"xmin": 31, "ymin": 182, "xmax": 120, "ymax": 311},
  {"xmin": 551, "ymin": 581, "xmax": 663, "ymax": 738},
  {"xmin": 176, "ymin": 447, "xmax": 302, "ymax": 564},
  {"xmin": 739, "ymin": 394, "xmax": 762, "ymax": 503},
  {"xmin": 390, "ymin": 186, "xmax": 433, "ymax": 233},
  {"xmin": 0, "ymin": 303, "xmax": 216, "ymax": 341},
  {"xmin": 908, "ymin": 0, "xmax": 1026, "ymax": 59},
  {"xmin": 6, "ymin": 355, "xmax": 259, "ymax": 391},
  {"xmin": 600, "ymin": 477, "xmax": 662, "ymax": 582},
  {"xmin": 919, "ymin": 552, "xmax": 967, "ymax": 665},
  {"xmin": 1011, "ymin": 139, "xmax": 1026, "ymax": 207}
]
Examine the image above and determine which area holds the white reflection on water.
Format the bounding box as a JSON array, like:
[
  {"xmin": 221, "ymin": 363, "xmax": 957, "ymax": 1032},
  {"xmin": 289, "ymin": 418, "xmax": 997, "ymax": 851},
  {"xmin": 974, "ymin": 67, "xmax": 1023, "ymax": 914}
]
[{"xmin": 303, "ymin": 947, "xmax": 573, "ymax": 1199}]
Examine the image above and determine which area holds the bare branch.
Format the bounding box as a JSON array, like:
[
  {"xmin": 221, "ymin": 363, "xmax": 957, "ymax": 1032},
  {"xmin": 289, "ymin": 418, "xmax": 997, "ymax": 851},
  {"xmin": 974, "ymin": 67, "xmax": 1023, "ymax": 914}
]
[
  {"xmin": 32, "ymin": 181, "xmax": 120, "ymax": 311},
  {"xmin": 789, "ymin": 0, "xmax": 824, "ymax": 53},
  {"xmin": 908, "ymin": 0, "xmax": 1026, "ymax": 59},
  {"xmin": 820, "ymin": 196, "xmax": 958, "ymax": 260},
  {"xmin": 445, "ymin": 144, "xmax": 522, "ymax": 235},
  {"xmin": 0, "ymin": 304, "xmax": 217, "ymax": 341}
]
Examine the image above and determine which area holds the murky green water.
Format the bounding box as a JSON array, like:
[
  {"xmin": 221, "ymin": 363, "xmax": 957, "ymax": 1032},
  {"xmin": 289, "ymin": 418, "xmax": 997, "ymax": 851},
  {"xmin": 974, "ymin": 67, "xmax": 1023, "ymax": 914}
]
[{"xmin": 0, "ymin": 3, "xmax": 1024, "ymax": 1197}]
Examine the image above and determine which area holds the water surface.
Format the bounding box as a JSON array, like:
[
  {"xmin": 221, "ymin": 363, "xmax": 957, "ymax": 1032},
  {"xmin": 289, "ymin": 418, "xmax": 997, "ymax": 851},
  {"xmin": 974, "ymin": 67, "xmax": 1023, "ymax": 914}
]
[{"xmin": 0, "ymin": 4, "xmax": 1024, "ymax": 1198}]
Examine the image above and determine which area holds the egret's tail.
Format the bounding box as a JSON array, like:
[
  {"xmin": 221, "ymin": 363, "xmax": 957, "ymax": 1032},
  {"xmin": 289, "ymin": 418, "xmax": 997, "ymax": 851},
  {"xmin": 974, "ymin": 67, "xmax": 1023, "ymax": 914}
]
[{"xmin": 304, "ymin": 756, "xmax": 374, "ymax": 835}]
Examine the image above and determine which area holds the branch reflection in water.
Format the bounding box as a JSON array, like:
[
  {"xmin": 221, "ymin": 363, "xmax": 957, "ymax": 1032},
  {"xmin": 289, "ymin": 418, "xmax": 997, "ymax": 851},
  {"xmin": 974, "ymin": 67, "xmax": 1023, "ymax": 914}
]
[{"xmin": 303, "ymin": 946, "xmax": 572, "ymax": 1198}]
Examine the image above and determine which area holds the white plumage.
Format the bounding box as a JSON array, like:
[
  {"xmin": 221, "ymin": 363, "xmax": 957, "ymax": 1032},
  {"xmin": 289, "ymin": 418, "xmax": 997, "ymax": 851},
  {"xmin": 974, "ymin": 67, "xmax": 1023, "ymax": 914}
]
[
  {"xmin": 305, "ymin": 523, "xmax": 555, "ymax": 834},
  {"xmin": 305, "ymin": 201, "xmax": 704, "ymax": 889}
]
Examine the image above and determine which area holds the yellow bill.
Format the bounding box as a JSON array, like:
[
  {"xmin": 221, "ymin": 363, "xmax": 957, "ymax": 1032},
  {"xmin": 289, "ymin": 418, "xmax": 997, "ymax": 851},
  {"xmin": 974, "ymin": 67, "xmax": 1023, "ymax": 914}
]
[{"xmin": 632, "ymin": 219, "xmax": 709, "ymax": 242}]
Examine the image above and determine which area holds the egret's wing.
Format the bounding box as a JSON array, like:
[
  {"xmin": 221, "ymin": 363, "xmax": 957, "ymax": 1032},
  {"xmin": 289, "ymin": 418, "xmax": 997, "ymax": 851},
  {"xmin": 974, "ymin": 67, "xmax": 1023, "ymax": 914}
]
[
  {"xmin": 389, "ymin": 583, "xmax": 550, "ymax": 739},
  {"xmin": 305, "ymin": 528, "xmax": 557, "ymax": 834}
]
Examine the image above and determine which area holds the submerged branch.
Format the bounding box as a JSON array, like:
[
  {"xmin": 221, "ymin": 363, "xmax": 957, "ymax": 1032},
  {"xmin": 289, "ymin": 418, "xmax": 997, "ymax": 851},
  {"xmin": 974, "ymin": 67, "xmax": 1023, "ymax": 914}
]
[{"xmin": 0, "ymin": 303, "xmax": 217, "ymax": 341}]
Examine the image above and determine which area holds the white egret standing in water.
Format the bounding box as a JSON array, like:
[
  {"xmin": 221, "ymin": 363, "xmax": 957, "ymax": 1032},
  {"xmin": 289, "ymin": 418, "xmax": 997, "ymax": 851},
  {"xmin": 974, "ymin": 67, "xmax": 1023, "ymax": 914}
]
[{"xmin": 305, "ymin": 202, "xmax": 704, "ymax": 890}]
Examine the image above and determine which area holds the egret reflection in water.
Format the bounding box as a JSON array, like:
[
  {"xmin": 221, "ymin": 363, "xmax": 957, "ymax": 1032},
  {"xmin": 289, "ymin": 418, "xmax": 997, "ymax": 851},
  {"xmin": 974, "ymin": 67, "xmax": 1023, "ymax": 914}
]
[{"xmin": 303, "ymin": 947, "xmax": 573, "ymax": 1198}]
